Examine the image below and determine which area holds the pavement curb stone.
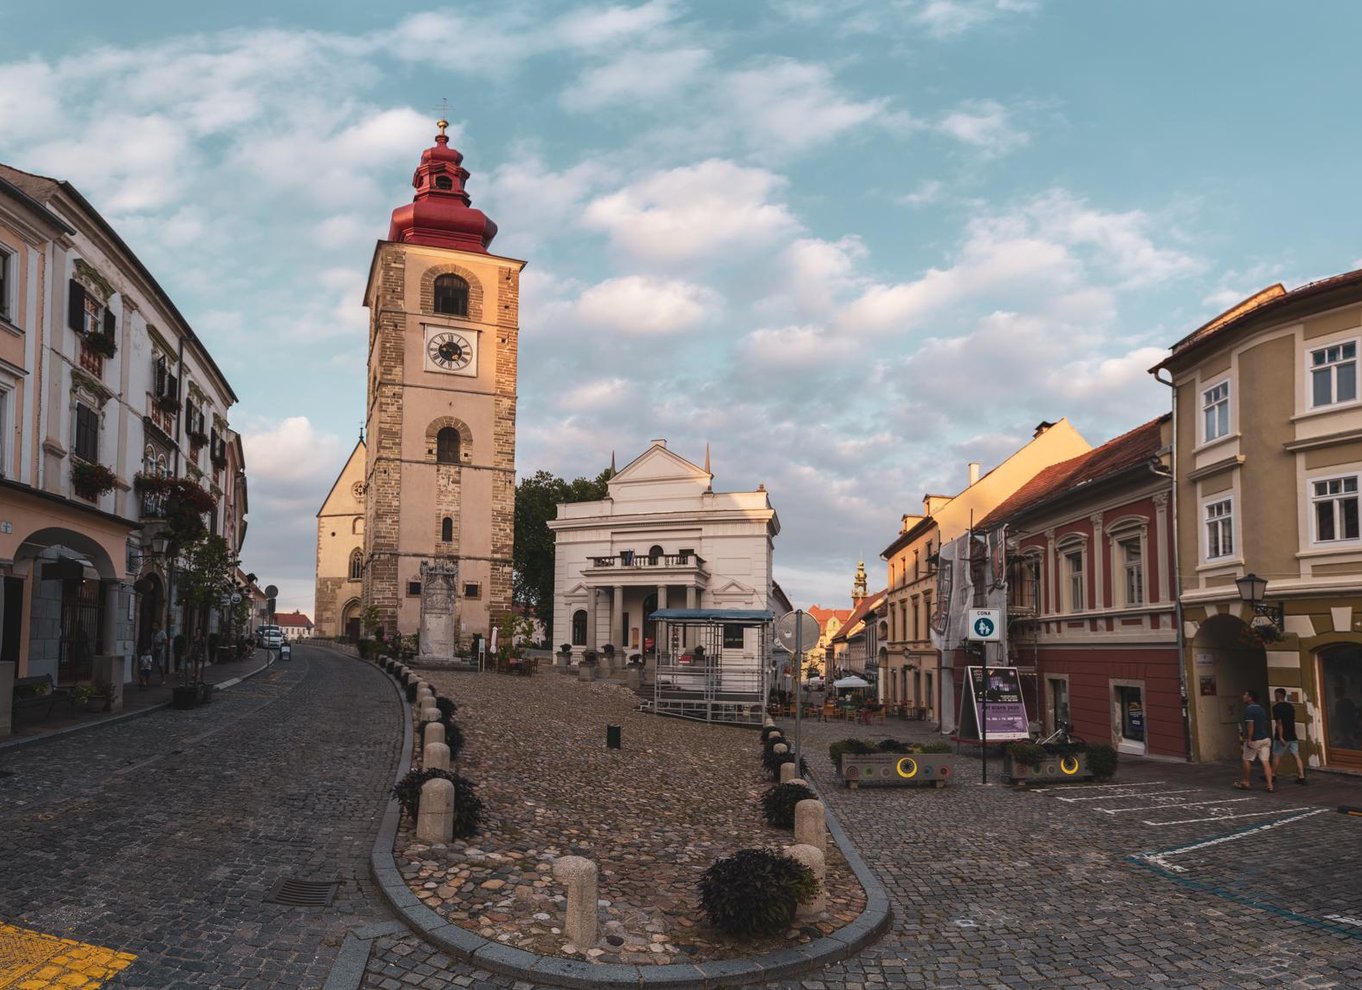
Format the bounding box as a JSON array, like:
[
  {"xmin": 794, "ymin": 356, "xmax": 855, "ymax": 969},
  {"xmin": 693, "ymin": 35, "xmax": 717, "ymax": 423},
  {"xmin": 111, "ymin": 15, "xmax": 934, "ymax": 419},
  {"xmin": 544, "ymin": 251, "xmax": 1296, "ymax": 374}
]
[{"xmin": 364, "ymin": 663, "xmax": 893, "ymax": 989}]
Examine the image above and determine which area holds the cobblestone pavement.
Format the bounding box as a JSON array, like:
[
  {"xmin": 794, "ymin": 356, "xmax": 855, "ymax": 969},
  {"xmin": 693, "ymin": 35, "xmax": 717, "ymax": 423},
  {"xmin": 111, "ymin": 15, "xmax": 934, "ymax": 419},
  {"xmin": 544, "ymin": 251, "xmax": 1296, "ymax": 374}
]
[{"xmin": 0, "ymin": 645, "xmax": 403, "ymax": 988}]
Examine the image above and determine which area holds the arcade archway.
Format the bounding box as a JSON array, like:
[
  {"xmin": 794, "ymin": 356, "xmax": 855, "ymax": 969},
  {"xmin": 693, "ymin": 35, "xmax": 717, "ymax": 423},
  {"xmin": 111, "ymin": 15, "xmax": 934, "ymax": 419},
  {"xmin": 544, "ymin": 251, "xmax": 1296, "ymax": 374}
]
[{"xmin": 1191, "ymin": 613, "xmax": 1268, "ymax": 762}]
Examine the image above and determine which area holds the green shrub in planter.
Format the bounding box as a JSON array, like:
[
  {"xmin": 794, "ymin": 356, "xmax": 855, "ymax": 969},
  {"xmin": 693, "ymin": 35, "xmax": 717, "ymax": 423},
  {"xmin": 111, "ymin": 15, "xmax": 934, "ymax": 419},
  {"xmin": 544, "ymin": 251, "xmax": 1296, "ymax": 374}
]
[
  {"xmin": 762, "ymin": 781, "xmax": 814, "ymax": 828},
  {"xmin": 1086, "ymin": 743, "xmax": 1118, "ymax": 781},
  {"xmin": 828, "ymin": 738, "xmax": 876, "ymax": 771},
  {"xmin": 434, "ymin": 696, "xmax": 457, "ymax": 720},
  {"xmin": 392, "ymin": 767, "xmax": 484, "ymax": 836},
  {"xmin": 918, "ymin": 741, "xmax": 953, "ymax": 754},
  {"xmin": 876, "ymin": 739, "xmax": 914, "ymax": 754},
  {"xmin": 1007, "ymin": 742, "xmax": 1046, "ymax": 769},
  {"xmin": 698, "ymin": 847, "xmax": 818, "ymax": 937}
]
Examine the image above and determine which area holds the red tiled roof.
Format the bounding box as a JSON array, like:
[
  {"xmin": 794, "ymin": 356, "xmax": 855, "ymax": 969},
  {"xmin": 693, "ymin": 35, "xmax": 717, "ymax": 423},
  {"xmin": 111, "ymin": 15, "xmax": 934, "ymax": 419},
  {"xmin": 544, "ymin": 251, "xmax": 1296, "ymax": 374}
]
[
  {"xmin": 276, "ymin": 611, "xmax": 313, "ymax": 627},
  {"xmin": 977, "ymin": 416, "xmax": 1168, "ymax": 530},
  {"xmin": 1154, "ymin": 267, "xmax": 1362, "ymax": 370},
  {"xmin": 829, "ymin": 589, "xmax": 887, "ymax": 643},
  {"xmin": 807, "ymin": 605, "xmax": 851, "ymax": 625}
]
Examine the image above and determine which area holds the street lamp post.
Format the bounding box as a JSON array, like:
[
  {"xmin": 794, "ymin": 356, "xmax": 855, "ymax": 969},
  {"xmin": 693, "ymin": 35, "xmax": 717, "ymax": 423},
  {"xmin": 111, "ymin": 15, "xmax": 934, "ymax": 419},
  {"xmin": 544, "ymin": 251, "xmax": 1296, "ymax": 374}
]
[{"xmin": 1235, "ymin": 572, "xmax": 1284, "ymax": 639}]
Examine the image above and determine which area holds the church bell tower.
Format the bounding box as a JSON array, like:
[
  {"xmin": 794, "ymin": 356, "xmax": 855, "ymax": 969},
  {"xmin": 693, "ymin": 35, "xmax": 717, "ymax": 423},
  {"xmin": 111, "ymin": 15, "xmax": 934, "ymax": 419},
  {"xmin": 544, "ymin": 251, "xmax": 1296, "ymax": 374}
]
[{"xmin": 361, "ymin": 119, "xmax": 524, "ymax": 644}]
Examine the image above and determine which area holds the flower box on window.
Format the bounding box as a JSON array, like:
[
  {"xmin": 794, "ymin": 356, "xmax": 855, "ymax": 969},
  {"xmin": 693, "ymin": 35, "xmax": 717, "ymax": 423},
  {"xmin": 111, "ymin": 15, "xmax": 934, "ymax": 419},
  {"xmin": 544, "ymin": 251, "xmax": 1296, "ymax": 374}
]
[
  {"xmin": 84, "ymin": 331, "xmax": 117, "ymax": 359},
  {"xmin": 155, "ymin": 392, "xmax": 181, "ymax": 416},
  {"xmin": 71, "ymin": 461, "xmax": 117, "ymax": 500}
]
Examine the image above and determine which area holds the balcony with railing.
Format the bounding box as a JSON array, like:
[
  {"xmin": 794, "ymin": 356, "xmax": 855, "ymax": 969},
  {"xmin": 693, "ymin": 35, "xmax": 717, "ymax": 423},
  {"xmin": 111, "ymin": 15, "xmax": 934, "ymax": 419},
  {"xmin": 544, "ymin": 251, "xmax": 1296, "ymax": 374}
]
[{"xmin": 583, "ymin": 551, "xmax": 709, "ymax": 587}]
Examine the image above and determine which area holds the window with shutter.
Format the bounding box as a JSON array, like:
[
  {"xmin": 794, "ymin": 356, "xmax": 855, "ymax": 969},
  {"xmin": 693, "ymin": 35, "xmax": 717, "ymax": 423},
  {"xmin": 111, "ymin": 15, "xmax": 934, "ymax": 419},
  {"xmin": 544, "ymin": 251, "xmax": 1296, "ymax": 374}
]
[
  {"xmin": 74, "ymin": 404, "xmax": 99, "ymax": 462},
  {"xmin": 68, "ymin": 279, "xmax": 85, "ymax": 333}
]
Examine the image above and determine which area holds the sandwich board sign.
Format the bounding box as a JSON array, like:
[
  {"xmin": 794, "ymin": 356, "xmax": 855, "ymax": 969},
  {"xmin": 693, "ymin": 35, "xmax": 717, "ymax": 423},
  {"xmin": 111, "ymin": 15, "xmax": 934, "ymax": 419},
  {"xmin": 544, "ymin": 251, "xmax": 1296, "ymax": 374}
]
[{"xmin": 956, "ymin": 665, "xmax": 1030, "ymax": 741}]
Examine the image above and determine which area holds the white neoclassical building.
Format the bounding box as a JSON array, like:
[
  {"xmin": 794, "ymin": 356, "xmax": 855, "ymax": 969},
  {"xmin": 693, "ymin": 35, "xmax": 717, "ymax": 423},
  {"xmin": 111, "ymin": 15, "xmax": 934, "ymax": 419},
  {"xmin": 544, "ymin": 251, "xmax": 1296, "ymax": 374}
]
[{"xmin": 548, "ymin": 440, "xmax": 781, "ymax": 659}]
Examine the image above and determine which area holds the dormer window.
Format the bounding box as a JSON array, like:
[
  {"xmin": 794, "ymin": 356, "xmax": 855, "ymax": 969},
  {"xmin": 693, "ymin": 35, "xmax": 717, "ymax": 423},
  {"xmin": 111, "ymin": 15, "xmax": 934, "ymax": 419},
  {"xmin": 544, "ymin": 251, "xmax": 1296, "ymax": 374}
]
[{"xmin": 433, "ymin": 274, "xmax": 469, "ymax": 317}]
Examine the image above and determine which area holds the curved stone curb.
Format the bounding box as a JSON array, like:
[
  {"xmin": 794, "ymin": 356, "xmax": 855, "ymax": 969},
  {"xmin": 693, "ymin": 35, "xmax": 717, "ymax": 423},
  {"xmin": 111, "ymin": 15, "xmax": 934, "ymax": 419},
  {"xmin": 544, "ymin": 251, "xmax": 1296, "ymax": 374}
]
[
  {"xmin": 0, "ymin": 650, "xmax": 276, "ymax": 753},
  {"xmin": 365, "ymin": 666, "xmax": 892, "ymax": 988}
]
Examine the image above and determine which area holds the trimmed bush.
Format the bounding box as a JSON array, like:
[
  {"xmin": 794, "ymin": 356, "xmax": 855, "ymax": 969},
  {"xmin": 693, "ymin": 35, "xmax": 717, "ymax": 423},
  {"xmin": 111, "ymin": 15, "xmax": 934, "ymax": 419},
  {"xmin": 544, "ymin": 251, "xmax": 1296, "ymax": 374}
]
[
  {"xmin": 698, "ymin": 847, "xmax": 818, "ymax": 937},
  {"xmin": 875, "ymin": 739, "xmax": 914, "ymax": 754},
  {"xmin": 918, "ymin": 741, "xmax": 953, "ymax": 754},
  {"xmin": 769, "ymin": 751, "xmax": 796, "ymax": 781},
  {"xmin": 405, "ymin": 681, "xmax": 418, "ymax": 702},
  {"xmin": 1086, "ymin": 743, "xmax": 1118, "ymax": 781},
  {"xmin": 391, "ymin": 767, "xmax": 484, "ymax": 837},
  {"xmin": 762, "ymin": 781, "xmax": 813, "ymax": 828},
  {"xmin": 434, "ymin": 696, "xmax": 457, "ymax": 720}
]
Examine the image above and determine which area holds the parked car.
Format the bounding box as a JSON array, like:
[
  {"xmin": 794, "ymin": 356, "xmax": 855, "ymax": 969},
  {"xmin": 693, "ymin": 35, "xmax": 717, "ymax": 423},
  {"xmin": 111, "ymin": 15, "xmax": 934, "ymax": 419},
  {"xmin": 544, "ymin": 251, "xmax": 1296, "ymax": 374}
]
[
  {"xmin": 279, "ymin": 641, "xmax": 292, "ymax": 661},
  {"xmin": 258, "ymin": 626, "xmax": 283, "ymax": 649}
]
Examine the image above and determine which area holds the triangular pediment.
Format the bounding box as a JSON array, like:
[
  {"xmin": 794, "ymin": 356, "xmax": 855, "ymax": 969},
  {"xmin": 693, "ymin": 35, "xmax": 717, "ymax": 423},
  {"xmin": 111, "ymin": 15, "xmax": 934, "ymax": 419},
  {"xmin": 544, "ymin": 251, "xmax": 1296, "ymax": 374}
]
[
  {"xmin": 711, "ymin": 579, "xmax": 756, "ymax": 601},
  {"xmin": 317, "ymin": 440, "xmax": 367, "ymax": 517},
  {"xmin": 608, "ymin": 442, "xmax": 712, "ymax": 501}
]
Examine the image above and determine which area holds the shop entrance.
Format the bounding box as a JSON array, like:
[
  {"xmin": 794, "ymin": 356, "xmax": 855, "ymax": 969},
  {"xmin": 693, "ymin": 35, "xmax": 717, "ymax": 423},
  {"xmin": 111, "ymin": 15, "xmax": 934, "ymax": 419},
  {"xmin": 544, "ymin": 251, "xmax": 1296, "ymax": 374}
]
[
  {"xmin": 1113, "ymin": 681, "xmax": 1147, "ymax": 754},
  {"xmin": 1319, "ymin": 643, "xmax": 1362, "ymax": 771}
]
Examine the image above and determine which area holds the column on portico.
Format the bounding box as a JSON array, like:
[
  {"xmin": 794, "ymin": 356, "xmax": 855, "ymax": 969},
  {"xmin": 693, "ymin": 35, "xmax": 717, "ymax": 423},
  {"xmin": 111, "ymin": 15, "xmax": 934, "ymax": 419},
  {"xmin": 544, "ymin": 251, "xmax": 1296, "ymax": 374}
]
[
  {"xmin": 613, "ymin": 585, "xmax": 624, "ymax": 647},
  {"xmin": 656, "ymin": 585, "xmax": 668, "ymax": 610},
  {"xmin": 685, "ymin": 586, "xmax": 696, "ymax": 609},
  {"xmin": 586, "ymin": 588, "xmax": 598, "ymax": 649}
]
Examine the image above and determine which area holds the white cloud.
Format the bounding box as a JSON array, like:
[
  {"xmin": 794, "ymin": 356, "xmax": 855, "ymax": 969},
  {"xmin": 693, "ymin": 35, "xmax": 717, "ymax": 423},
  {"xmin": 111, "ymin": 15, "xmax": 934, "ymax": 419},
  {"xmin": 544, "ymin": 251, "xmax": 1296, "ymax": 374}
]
[
  {"xmin": 723, "ymin": 59, "xmax": 908, "ymax": 154},
  {"xmin": 557, "ymin": 377, "xmax": 635, "ymax": 412},
  {"xmin": 915, "ymin": 0, "xmax": 1039, "ymax": 39},
  {"xmin": 738, "ymin": 324, "xmax": 850, "ymax": 370},
  {"xmin": 563, "ymin": 47, "xmax": 712, "ymax": 111},
  {"xmin": 575, "ymin": 275, "xmax": 720, "ymax": 333},
  {"xmin": 938, "ymin": 99, "xmax": 1028, "ymax": 157},
  {"xmin": 242, "ymin": 417, "xmax": 343, "ymax": 487},
  {"xmin": 556, "ymin": 0, "xmax": 682, "ymax": 50},
  {"xmin": 581, "ymin": 159, "xmax": 799, "ymax": 265},
  {"xmin": 899, "ymin": 180, "xmax": 944, "ymax": 207}
]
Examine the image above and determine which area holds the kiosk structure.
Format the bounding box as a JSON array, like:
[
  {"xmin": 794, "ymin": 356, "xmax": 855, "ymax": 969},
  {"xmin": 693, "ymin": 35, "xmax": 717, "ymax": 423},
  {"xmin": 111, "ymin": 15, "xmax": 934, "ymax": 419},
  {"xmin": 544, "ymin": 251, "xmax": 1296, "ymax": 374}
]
[{"xmin": 651, "ymin": 608, "xmax": 773, "ymax": 726}]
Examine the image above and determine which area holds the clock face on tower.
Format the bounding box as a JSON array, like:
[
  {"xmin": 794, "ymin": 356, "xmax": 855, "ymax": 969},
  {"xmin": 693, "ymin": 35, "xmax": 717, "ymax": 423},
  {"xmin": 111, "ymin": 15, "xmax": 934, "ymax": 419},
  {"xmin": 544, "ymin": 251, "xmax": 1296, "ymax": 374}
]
[{"xmin": 425, "ymin": 329, "xmax": 477, "ymax": 375}]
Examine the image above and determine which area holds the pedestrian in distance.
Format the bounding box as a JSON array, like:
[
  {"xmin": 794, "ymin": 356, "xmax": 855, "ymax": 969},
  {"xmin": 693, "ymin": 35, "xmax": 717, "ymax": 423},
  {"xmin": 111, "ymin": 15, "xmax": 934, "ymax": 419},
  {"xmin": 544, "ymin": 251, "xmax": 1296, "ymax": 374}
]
[
  {"xmin": 1235, "ymin": 689, "xmax": 1275, "ymax": 792},
  {"xmin": 152, "ymin": 622, "xmax": 168, "ymax": 685},
  {"xmin": 137, "ymin": 645, "xmax": 154, "ymax": 689},
  {"xmin": 1271, "ymin": 687, "xmax": 1307, "ymax": 785}
]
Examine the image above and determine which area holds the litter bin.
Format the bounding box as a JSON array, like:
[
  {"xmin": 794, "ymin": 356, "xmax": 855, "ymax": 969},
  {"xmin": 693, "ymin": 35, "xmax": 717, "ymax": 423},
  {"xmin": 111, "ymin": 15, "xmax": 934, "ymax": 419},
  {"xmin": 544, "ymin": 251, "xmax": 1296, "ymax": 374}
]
[{"xmin": 606, "ymin": 724, "xmax": 621, "ymax": 749}]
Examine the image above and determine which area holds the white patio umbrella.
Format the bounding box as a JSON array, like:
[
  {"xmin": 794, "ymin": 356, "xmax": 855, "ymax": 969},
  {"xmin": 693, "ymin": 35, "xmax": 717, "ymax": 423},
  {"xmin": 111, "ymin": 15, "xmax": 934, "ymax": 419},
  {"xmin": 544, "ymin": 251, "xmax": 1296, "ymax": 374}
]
[{"xmin": 833, "ymin": 675, "xmax": 870, "ymax": 689}]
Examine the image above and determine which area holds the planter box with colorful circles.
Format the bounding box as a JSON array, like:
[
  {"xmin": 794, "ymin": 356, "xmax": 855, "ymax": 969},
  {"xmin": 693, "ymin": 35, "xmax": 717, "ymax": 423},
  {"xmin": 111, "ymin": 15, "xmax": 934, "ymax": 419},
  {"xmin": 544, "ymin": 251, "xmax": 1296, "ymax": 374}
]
[
  {"xmin": 1003, "ymin": 751, "xmax": 1093, "ymax": 784},
  {"xmin": 840, "ymin": 752, "xmax": 954, "ymax": 789}
]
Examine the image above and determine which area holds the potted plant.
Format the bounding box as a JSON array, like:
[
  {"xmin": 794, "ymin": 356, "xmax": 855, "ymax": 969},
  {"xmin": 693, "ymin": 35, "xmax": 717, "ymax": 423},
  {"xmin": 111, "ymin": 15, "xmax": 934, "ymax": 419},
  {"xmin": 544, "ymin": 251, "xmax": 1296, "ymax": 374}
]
[
  {"xmin": 579, "ymin": 649, "xmax": 598, "ymax": 681},
  {"xmin": 84, "ymin": 330, "xmax": 117, "ymax": 358},
  {"xmin": 556, "ymin": 643, "xmax": 572, "ymax": 667}
]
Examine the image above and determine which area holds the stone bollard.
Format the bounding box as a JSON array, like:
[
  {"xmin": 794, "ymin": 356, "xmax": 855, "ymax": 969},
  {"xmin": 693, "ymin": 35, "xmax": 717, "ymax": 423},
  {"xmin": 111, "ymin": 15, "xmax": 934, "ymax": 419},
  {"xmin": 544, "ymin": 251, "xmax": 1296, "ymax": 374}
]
[
  {"xmin": 423, "ymin": 721, "xmax": 446, "ymax": 748},
  {"xmin": 416, "ymin": 777, "xmax": 455, "ymax": 843},
  {"xmin": 779, "ymin": 761, "xmax": 798, "ymax": 783},
  {"xmin": 794, "ymin": 799, "xmax": 827, "ymax": 857},
  {"xmin": 424, "ymin": 741, "xmax": 451, "ymax": 770},
  {"xmin": 773, "ymin": 742, "xmax": 787, "ymax": 755},
  {"xmin": 784, "ymin": 843, "xmax": 826, "ymax": 917},
  {"xmin": 420, "ymin": 708, "xmax": 441, "ymax": 726},
  {"xmin": 552, "ymin": 855, "xmax": 599, "ymax": 948}
]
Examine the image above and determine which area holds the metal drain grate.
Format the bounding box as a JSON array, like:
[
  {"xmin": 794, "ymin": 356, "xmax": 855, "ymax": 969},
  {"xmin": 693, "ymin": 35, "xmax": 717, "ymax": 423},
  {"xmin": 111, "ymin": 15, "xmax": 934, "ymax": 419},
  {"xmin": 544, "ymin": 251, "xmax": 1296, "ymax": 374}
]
[{"xmin": 265, "ymin": 877, "xmax": 339, "ymax": 907}]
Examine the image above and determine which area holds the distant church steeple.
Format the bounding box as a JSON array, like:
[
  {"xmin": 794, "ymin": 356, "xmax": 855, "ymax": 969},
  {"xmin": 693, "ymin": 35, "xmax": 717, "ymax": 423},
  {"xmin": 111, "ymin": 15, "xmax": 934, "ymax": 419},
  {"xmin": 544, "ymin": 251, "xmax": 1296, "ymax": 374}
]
[
  {"xmin": 387, "ymin": 119, "xmax": 498, "ymax": 252},
  {"xmin": 852, "ymin": 560, "xmax": 867, "ymax": 605}
]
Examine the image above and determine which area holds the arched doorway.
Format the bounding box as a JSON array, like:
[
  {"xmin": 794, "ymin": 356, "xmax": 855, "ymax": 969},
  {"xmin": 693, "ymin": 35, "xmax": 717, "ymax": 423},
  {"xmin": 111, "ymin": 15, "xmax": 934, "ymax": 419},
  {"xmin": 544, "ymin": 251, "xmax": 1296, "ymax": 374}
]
[
  {"xmin": 1191, "ymin": 614, "xmax": 1268, "ymax": 762},
  {"xmin": 135, "ymin": 572, "xmax": 165, "ymax": 658},
  {"xmin": 1319, "ymin": 642, "xmax": 1362, "ymax": 770},
  {"xmin": 341, "ymin": 598, "xmax": 362, "ymax": 640},
  {"xmin": 15, "ymin": 527, "xmax": 118, "ymax": 685}
]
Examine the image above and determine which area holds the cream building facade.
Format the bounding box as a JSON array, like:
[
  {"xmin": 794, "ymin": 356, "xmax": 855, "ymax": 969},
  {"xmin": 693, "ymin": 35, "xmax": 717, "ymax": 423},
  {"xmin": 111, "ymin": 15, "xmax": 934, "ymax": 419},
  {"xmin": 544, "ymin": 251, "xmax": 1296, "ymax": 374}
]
[
  {"xmin": 547, "ymin": 440, "xmax": 779, "ymax": 659},
  {"xmin": 879, "ymin": 420, "xmax": 1091, "ymax": 720},
  {"xmin": 314, "ymin": 439, "xmax": 365, "ymax": 639},
  {"xmin": 0, "ymin": 162, "xmax": 244, "ymax": 701},
  {"xmin": 1154, "ymin": 274, "xmax": 1362, "ymax": 771}
]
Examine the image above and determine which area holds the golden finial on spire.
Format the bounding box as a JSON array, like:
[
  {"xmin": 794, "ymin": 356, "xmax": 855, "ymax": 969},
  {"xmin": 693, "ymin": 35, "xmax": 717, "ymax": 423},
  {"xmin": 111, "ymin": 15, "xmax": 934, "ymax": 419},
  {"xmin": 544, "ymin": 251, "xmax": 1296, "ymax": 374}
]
[{"xmin": 433, "ymin": 97, "xmax": 452, "ymax": 137}]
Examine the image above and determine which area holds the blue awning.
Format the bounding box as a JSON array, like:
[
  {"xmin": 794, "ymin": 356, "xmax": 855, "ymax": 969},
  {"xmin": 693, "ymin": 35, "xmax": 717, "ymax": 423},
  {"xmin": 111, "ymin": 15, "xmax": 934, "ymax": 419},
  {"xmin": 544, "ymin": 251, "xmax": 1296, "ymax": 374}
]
[{"xmin": 648, "ymin": 608, "xmax": 774, "ymax": 624}]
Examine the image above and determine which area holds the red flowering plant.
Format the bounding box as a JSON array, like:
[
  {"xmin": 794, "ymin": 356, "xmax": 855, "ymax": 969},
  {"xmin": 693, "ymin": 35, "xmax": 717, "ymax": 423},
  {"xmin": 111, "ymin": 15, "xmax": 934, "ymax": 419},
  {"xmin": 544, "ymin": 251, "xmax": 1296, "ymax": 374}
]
[{"xmin": 71, "ymin": 461, "xmax": 117, "ymax": 500}]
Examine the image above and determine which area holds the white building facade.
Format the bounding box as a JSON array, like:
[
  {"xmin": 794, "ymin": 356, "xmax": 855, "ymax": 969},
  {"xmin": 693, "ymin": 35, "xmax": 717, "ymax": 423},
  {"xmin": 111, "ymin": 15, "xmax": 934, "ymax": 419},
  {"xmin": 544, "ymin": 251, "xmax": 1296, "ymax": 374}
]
[{"xmin": 548, "ymin": 441, "xmax": 780, "ymax": 660}]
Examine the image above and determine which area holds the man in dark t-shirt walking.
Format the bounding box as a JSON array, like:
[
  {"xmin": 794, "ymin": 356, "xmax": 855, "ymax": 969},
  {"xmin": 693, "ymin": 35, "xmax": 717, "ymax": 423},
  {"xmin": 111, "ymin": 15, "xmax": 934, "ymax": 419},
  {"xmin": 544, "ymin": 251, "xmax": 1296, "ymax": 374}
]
[
  {"xmin": 1236, "ymin": 690, "xmax": 1274, "ymax": 791},
  {"xmin": 1271, "ymin": 687, "xmax": 1307, "ymax": 784}
]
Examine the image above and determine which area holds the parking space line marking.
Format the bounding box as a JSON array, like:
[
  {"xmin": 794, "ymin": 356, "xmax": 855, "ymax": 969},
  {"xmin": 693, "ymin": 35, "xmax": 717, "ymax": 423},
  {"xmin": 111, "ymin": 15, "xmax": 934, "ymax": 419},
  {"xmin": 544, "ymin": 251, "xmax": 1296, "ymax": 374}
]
[
  {"xmin": 1099, "ymin": 797, "xmax": 1254, "ymax": 814},
  {"xmin": 1143, "ymin": 806, "xmax": 1316, "ymax": 826},
  {"xmin": 1131, "ymin": 808, "xmax": 1329, "ymax": 871},
  {"xmin": 1029, "ymin": 780, "xmax": 1167, "ymax": 793},
  {"xmin": 1053, "ymin": 787, "xmax": 1200, "ymax": 803}
]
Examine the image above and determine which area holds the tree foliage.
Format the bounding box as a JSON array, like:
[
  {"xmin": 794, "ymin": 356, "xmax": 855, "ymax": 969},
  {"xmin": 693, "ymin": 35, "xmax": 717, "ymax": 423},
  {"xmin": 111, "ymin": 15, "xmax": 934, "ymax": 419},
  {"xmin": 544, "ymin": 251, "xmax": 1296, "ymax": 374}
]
[{"xmin": 513, "ymin": 466, "xmax": 612, "ymax": 642}]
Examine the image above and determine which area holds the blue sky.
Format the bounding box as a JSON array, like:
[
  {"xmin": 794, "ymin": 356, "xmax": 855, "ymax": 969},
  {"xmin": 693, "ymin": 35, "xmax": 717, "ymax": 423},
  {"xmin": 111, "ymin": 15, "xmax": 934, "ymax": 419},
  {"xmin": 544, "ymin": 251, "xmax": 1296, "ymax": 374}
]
[{"xmin": 5, "ymin": 1, "xmax": 1362, "ymax": 615}]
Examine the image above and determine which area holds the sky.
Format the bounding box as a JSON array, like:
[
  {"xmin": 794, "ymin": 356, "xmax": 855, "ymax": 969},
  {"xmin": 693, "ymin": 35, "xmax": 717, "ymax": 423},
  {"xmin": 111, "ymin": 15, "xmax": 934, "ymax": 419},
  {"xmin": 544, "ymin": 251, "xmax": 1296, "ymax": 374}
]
[{"xmin": 5, "ymin": 1, "xmax": 1362, "ymax": 616}]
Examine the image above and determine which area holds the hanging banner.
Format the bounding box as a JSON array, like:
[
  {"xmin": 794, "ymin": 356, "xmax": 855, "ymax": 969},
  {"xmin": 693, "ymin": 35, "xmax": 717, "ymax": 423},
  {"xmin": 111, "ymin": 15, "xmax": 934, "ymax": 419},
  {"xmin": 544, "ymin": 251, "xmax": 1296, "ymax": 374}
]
[{"xmin": 957, "ymin": 665, "xmax": 1031, "ymax": 741}]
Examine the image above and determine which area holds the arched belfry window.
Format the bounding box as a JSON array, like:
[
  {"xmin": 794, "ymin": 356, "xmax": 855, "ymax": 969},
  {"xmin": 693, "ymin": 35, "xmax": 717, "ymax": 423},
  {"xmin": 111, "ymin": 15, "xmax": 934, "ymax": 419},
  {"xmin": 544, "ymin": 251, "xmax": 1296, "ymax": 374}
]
[
  {"xmin": 441, "ymin": 517, "xmax": 453, "ymax": 542},
  {"xmin": 436, "ymin": 428, "xmax": 460, "ymax": 464},
  {"xmin": 349, "ymin": 549, "xmax": 363, "ymax": 581},
  {"xmin": 571, "ymin": 609, "xmax": 588, "ymax": 646},
  {"xmin": 434, "ymin": 175, "xmax": 453, "ymax": 190},
  {"xmin": 433, "ymin": 274, "xmax": 469, "ymax": 317}
]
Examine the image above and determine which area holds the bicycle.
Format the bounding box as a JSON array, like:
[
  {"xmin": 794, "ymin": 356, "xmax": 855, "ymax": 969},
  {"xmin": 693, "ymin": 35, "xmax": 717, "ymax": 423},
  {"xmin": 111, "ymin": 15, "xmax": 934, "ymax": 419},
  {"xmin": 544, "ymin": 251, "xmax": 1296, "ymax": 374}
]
[{"xmin": 1036, "ymin": 720, "xmax": 1086, "ymax": 748}]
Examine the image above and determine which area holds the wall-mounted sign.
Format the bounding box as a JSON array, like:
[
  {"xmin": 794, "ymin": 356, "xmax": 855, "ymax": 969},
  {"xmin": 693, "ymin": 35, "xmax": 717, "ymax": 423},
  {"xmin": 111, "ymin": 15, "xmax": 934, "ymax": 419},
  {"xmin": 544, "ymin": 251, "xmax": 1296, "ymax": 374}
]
[{"xmin": 967, "ymin": 609, "xmax": 1001, "ymax": 642}]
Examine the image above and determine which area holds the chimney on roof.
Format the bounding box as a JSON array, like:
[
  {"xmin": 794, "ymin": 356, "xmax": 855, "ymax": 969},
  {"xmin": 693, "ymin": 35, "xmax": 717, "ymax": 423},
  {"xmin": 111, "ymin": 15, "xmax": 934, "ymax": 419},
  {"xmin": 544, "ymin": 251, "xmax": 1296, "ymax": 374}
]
[
  {"xmin": 1034, "ymin": 420, "xmax": 1056, "ymax": 438},
  {"xmin": 652, "ymin": 438, "xmax": 666, "ymax": 448},
  {"xmin": 968, "ymin": 462, "xmax": 980, "ymax": 487}
]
